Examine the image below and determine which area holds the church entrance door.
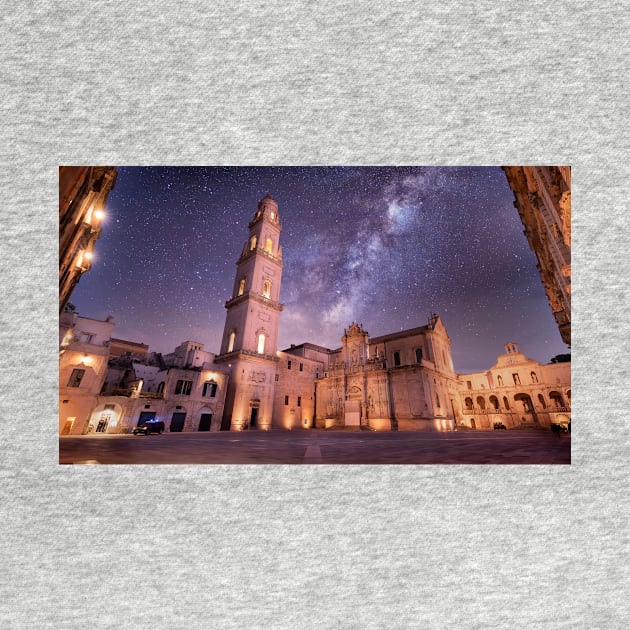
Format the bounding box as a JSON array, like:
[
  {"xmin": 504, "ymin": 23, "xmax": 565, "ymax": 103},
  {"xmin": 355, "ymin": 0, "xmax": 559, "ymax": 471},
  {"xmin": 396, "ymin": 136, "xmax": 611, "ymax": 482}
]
[{"xmin": 250, "ymin": 407, "xmax": 259, "ymax": 429}]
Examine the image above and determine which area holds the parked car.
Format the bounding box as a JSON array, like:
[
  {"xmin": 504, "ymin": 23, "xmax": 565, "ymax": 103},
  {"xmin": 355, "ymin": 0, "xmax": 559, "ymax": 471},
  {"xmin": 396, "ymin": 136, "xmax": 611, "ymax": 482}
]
[
  {"xmin": 550, "ymin": 422, "xmax": 568, "ymax": 434},
  {"xmin": 133, "ymin": 420, "xmax": 165, "ymax": 435},
  {"xmin": 493, "ymin": 422, "xmax": 507, "ymax": 431}
]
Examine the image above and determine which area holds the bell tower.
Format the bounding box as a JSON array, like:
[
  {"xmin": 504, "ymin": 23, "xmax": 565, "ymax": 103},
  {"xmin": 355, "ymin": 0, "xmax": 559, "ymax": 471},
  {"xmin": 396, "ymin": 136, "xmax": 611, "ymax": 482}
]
[{"xmin": 216, "ymin": 194, "xmax": 284, "ymax": 430}]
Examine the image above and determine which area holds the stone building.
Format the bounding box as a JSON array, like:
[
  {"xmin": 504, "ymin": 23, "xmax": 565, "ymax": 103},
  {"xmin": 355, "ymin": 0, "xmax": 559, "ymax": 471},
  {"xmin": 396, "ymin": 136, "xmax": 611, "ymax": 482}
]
[
  {"xmin": 59, "ymin": 166, "xmax": 117, "ymax": 313},
  {"xmin": 214, "ymin": 194, "xmax": 285, "ymax": 430},
  {"xmin": 59, "ymin": 191, "xmax": 570, "ymax": 434},
  {"xmin": 59, "ymin": 309, "xmax": 115, "ymax": 434},
  {"xmin": 96, "ymin": 354, "xmax": 230, "ymax": 434},
  {"xmin": 458, "ymin": 342, "xmax": 571, "ymax": 430},
  {"xmin": 313, "ymin": 318, "xmax": 459, "ymax": 431},
  {"xmin": 502, "ymin": 166, "xmax": 571, "ymax": 345}
]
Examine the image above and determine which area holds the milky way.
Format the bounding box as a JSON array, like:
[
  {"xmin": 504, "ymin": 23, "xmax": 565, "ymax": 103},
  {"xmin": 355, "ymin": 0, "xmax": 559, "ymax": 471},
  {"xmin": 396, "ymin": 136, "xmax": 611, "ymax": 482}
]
[{"xmin": 69, "ymin": 166, "xmax": 569, "ymax": 372}]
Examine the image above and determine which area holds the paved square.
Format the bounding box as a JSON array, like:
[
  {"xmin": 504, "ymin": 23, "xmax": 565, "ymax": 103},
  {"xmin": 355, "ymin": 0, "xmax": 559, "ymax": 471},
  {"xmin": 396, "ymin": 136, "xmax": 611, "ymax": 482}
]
[{"xmin": 59, "ymin": 430, "xmax": 570, "ymax": 465}]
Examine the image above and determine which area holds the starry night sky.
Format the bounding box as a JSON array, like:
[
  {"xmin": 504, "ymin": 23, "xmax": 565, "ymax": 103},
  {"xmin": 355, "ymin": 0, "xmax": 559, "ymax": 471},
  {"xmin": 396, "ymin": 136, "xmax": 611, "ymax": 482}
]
[{"xmin": 69, "ymin": 166, "xmax": 569, "ymax": 373}]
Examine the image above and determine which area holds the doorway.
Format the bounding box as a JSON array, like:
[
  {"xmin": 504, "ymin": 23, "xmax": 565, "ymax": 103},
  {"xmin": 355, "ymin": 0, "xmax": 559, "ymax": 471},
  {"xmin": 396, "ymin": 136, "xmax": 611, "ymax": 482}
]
[
  {"xmin": 250, "ymin": 407, "xmax": 259, "ymax": 428},
  {"xmin": 95, "ymin": 414, "xmax": 110, "ymax": 433},
  {"xmin": 170, "ymin": 412, "xmax": 186, "ymax": 432},
  {"xmin": 198, "ymin": 413, "xmax": 213, "ymax": 431}
]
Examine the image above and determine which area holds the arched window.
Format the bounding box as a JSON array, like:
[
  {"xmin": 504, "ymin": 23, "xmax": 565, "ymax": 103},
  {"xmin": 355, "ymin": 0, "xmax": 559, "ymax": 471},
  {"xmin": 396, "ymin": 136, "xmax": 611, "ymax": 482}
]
[
  {"xmin": 476, "ymin": 396, "xmax": 486, "ymax": 410},
  {"xmin": 549, "ymin": 391, "xmax": 565, "ymax": 408},
  {"xmin": 489, "ymin": 395, "xmax": 499, "ymax": 410},
  {"xmin": 393, "ymin": 351, "xmax": 401, "ymax": 367},
  {"xmin": 227, "ymin": 331, "xmax": 236, "ymax": 353},
  {"xmin": 257, "ymin": 333, "xmax": 266, "ymax": 354},
  {"xmin": 238, "ymin": 278, "xmax": 246, "ymax": 296},
  {"xmin": 435, "ymin": 393, "xmax": 440, "ymax": 407},
  {"xmin": 503, "ymin": 396, "xmax": 510, "ymax": 410},
  {"xmin": 264, "ymin": 237, "xmax": 273, "ymax": 254},
  {"xmin": 497, "ymin": 375, "xmax": 503, "ymax": 387},
  {"xmin": 531, "ymin": 371, "xmax": 538, "ymax": 383},
  {"xmin": 270, "ymin": 211, "xmax": 275, "ymax": 221},
  {"xmin": 415, "ymin": 348, "xmax": 423, "ymax": 363},
  {"xmin": 465, "ymin": 397, "xmax": 473, "ymax": 410},
  {"xmin": 263, "ymin": 279, "xmax": 271, "ymax": 299},
  {"xmin": 249, "ymin": 235, "xmax": 257, "ymax": 251},
  {"xmin": 538, "ymin": 393, "xmax": 546, "ymax": 409}
]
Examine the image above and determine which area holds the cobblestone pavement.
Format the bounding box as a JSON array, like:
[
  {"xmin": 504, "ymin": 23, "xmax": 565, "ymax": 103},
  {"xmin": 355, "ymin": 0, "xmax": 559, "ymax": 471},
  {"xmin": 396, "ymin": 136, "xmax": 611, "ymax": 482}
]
[{"xmin": 59, "ymin": 430, "xmax": 570, "ymax": 465}]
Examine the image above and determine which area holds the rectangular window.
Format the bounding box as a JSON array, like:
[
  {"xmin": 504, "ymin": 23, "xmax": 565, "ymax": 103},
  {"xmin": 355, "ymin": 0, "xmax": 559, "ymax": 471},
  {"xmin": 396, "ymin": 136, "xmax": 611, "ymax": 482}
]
[
  {"xmin": 104, "ymin": 404, "xmax": 115, "ymax": 410},
  {"xmin": 284, "ymin": 395, "xmax": 289, "ymax": 405},
  {"xmin": 79, "ymin": 333, "xmax": 94, "ymax": 343},
  {"xmin": 299, "ymin": 363, "xmax": 303, "ymax": 372},
  {"xmin": 68, "ymin": 368, "xmax": 85, "ymax": 388},
  {"xmin": 287, "ymin": 360, "xmax": 292, "ymax": 370},
  {"xmin": 275, "ymin": 374, "xmax": 279, "ymax": 381},
  {"xmin": 175, "ymin": 379, "xmax": 193, "ymax": 395},
  {"xmin": 297, "ymin": 396, "xmax": 301, "ymax": 407},
  {"xmin": 203, "ymin": 381, "xmax": 218, "ymax": 397},
  {"xmin": 467, "ymin": 381, "xmax": 472, "ymax": 390}
]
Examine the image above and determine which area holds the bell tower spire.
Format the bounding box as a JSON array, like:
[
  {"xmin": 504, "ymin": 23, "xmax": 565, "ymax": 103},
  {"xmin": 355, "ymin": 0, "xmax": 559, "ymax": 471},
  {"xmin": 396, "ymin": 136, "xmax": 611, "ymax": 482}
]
[{"xmin": 215, "ymin": 194, "xmax": 284, "ymax": 430}]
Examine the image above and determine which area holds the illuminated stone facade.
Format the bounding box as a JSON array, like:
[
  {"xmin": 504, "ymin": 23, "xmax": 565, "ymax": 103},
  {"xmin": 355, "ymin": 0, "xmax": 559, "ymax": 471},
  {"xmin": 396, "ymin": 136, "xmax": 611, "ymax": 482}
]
[
  {"xmin": 59, "ymin": 191, "xmax": 570, "ymax": 434},
  {"xmin": 458, "ymin": 343, "xmax": 571, "ymax": 430},
  {"xmin": 313, "ymin": 319, "xmax": 458, "ymax": 431},
  {"xmin": 215, "ymin": 194, "xmax": 284, "ymax": 430},
  {"xmin": 59, "ymin": 310, "xmax": 115, "ymax": 435},
  {"xmin": 502, "ymin": 166, "xmax": 571, "ymax": 345},
  {"xmin": 59, "ymin": 166, "xmax": 117, "ymax": 313}
]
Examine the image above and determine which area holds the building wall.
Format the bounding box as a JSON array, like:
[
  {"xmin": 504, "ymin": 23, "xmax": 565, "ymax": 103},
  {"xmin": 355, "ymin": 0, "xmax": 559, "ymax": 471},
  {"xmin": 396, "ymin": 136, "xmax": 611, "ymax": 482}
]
[
  {"xmin": 222, "ymin": 356, "xmax": 277, "ymax": 430},
  {"xmin": 272, "ymin": 351, "xmax": 323, "ymax": 429},
  {"xmin": 85, "ymin": 361, "xmax": 229, "ymax": 434},
  {"xmin": 108, "ymin": 338, "xmax": 149, "ymax": 360},
  {"xmin": 59, "ymin": 313, "xmax": 115, "ymax": 434},
  {"xmin": 458, "ymin": 343, "xmax": 571, "ymax": 430},
  {"xmin": 503, "ymin": 166, "xmax": 571, "ymax": 345},
  {"xmin": 59, "ymin": 166, "xmax": 117, "ymax": 313}
]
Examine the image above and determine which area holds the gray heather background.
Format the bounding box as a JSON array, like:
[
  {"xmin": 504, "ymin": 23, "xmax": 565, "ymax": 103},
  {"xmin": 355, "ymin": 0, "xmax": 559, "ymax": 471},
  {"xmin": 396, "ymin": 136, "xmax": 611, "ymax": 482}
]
[{"xmin": 1, "ymin": 1, "xmax": 628, "ymax": 628}]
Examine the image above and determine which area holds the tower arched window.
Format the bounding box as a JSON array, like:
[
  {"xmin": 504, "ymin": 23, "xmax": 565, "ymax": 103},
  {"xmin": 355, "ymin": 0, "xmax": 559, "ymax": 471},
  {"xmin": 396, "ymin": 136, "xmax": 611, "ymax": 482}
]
[
  {"xmin": 263, "ymin": 279, "xmax": 271, "ymax": 299},
  {"xmin": 497, "ymin": 375, "xmax": 503, "ymax": 387},
  {"xmin": 249, "ymin": 235, "xmax": 257, "ymax": 251},
  {"xmin": 238, "ymin": 278, "xmax": 246, "ymax": 296},
  {"xmin": 227, "ymin": 331, "xmax": 236, "ymax": 353},
  {"xmin": 531, "ymin": 371, "xmax": 538, "ymax": 383},
  {"xmin": 264, "ymin": 237, "xmax": 273, "ymax": 254},
  {"xmin": 415, "ymin": 348, "xmax": 423, "ymax": 363},
  {"xmin": 257, "ymin": 333, "xmax": 266, "ymax": 355}
]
